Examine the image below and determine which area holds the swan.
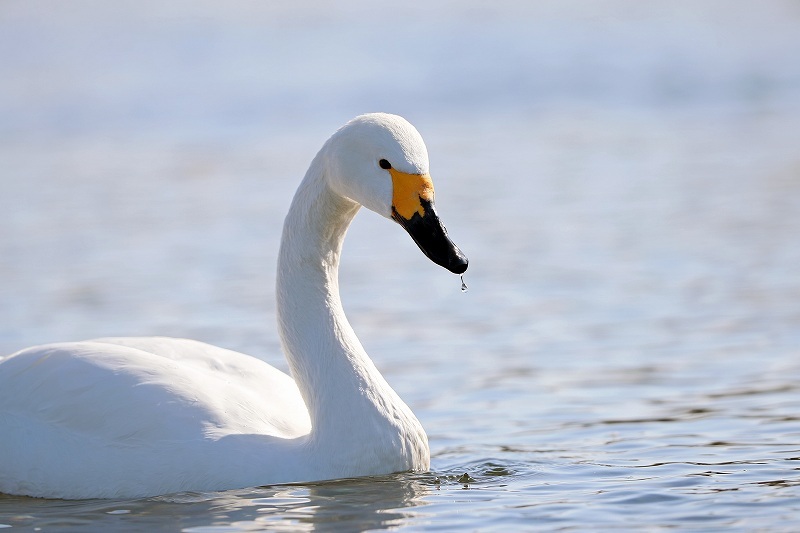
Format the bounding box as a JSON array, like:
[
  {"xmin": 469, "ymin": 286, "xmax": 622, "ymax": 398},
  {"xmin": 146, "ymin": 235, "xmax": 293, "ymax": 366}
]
[{"xmin": 0, "ymin": 113, "xmax": 468, "ymax": 500}]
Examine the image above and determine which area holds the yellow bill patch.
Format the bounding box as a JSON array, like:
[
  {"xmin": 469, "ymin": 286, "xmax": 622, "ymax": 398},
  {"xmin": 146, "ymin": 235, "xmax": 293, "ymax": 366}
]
[{"xmin": 390, "ymin": 169, "xmax": 435, "ymax": 220}]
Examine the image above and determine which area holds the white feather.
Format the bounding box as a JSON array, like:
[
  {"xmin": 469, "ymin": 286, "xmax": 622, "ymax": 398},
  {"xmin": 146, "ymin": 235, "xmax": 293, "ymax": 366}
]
[{"xmin": 0, "ymin": 113, "xmax": 432, "ymax": 499}]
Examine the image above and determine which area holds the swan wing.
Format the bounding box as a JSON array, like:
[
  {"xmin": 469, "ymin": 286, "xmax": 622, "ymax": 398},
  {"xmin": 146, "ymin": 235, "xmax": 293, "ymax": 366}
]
[{"xmin": 0, "ymin": 337, "xmax": 311, "ymax": 443}]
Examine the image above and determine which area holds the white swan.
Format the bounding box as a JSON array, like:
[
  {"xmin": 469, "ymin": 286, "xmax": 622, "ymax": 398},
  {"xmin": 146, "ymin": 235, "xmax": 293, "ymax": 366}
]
[{"xmin": 0, "ymin": 113, "xmax": 468, "ymax": 500}]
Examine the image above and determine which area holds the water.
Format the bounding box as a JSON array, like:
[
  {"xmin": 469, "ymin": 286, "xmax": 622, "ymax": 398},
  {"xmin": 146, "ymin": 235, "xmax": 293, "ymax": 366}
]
[{"xmin": 2, "ymin": 1, "xmax": 800, "ymax": 530}]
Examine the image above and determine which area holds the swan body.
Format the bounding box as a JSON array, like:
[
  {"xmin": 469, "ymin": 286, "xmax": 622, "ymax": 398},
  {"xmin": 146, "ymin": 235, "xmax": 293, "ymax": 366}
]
[{"xmin": 0, "ymin": 113, "xmax": 468, "ymax": 499}]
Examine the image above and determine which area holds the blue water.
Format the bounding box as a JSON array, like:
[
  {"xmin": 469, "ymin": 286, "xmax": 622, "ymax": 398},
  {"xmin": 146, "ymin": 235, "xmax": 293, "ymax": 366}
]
[{"xmin": 2, "ymin": 1, "xmax": 800, "ymax": 530}]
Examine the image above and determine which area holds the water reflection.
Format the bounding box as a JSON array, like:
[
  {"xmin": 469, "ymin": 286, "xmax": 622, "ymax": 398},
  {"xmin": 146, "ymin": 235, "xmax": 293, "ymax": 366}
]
[
  {"xmin": 184, "ymin": 475, "xmax": 430, "ymax": 532},
  {"xmin": 0, "ymin": 475, "xmax": 431, "ymax": 531}
]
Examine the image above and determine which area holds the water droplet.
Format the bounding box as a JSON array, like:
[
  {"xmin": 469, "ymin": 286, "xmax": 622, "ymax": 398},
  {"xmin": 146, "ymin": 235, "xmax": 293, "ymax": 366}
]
[{"xmin": 460, "ymin": 275, "xmax": 468, "ymax": 293}]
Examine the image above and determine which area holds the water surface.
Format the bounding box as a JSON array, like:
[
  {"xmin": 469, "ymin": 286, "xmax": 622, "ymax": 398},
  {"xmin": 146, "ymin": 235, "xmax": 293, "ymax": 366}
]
[{"xmin": 2, "ymin": 1, "xmax": 800, "ymax": 530}]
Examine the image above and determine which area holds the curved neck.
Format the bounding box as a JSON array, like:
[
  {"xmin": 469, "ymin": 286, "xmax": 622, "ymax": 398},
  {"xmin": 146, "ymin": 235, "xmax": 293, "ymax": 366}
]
[
  {"xmin": 276, "ymin": 160, "xmax": 359, "ymax": 420},
  {"xmin": 276, "ymin": 152, "xmax": 430, "ymax": 479},
  {"xmin": 276, "ymin": 160, "xmax": 394, "ymax": 412},
  {"xmin": 274, "ymin": 157, "xmax": 428, "ymax": 477}
]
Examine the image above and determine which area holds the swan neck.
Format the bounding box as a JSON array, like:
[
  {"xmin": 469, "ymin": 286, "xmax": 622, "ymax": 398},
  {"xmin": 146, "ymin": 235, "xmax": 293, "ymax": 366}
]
[
  {"xmin": 275, "ymin": 161, "xmax": 364, "ymax": 423},
  {"xmin": 274, "ymin": 154, "xmax": 429, "ymax": 476}
]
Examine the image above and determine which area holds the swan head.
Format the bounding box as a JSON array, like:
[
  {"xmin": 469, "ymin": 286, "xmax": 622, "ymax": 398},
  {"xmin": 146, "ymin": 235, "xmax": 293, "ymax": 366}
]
[{"xmin": 324, "ymin": 113, "xmax": 468, "ymax": 275}]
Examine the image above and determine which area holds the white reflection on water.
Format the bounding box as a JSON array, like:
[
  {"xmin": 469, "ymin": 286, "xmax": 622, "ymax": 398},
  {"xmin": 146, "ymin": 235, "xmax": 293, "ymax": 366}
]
[{"xmin": 2, "ymin": 0, "xmax": 800, "ymax": 530}]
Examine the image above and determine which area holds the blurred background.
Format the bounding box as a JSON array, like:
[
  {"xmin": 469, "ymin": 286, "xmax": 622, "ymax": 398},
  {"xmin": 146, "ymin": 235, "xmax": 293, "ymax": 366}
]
[
  {"xmin": 2, "ymin": 0, "xmax": 800, "ymax": 388},
  {"xmin": 2, "ymin": 1, "xmax": 800, "ymax": 527},
  {"xmin": 2, "ymin": 0, "xmax": 798, "ymax": 346}
]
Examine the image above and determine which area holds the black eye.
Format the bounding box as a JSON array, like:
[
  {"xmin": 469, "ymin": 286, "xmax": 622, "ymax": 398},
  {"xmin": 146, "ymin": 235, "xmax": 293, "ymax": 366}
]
[{"xmin": 379, "ymin": 159, "xmax": 392, "ymax": 170}]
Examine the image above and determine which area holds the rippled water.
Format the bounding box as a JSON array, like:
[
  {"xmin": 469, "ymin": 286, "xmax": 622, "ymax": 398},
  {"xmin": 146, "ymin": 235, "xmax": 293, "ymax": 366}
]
[{"xmin": 2, "ymin": 1, "xmax": 800, "ymax": 530}]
